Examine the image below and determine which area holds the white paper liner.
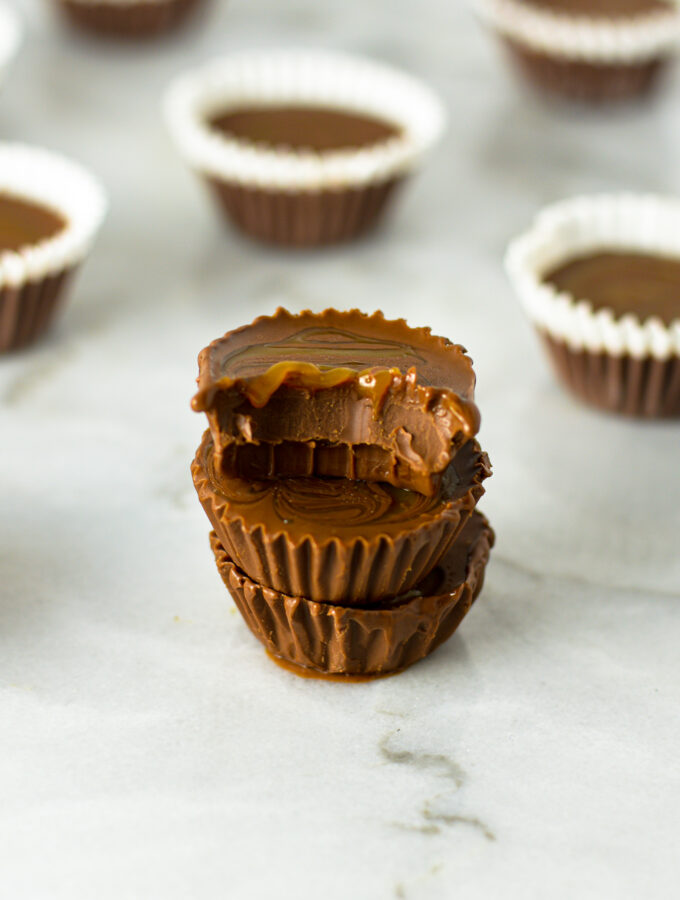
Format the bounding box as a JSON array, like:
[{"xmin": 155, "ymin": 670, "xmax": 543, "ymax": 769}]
[
  {"xmin": 0, "ymin": 143, "xmax": 107, "ymax": 289},
  {"xmin": 163, "ymin": 49, "xmax": 447, "ymax": 192},
  {"xmin": 506, "ymin": 194, "xmax": 680, "ymax": 361},
  {"xmin": 472, "ymin": 0, "xmax": 680, "ymax": 63},
  {"xmin": 0, "ymin": 3, "xmax": 21, "ymax": 81}
]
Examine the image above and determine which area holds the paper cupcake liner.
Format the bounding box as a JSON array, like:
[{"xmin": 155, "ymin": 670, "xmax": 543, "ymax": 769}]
[
  {"xmin": 506, "ymin": 193, "xmax": 680, "ymax": 417},
  {"xmin": 0, "ymin": 143, "xmax": 107, "ymax": 353},
  {"xmin": 472, "ymin": 0, "xmax": 680, "ymax": 63},
  {"xmin": 206, "ymin": 175, "xmax": 404, "ymax": 247},
  {"xmin": 0, "ymin": 4, "xmax": 21, "ymax": 86},
  {"xmin": 164, "ymin": 49, "xmax": 445, "ymax": 245},
  {"xmin": 57, "ymin": 0, "xmax": 204, "ymax": 39},
  {"xmin": 192, "ymin": 430, "xmax": 490, "ymax": 604},
  {"xmin": 210, "ymin": 511, "xmax": 494, "ymax": 677},
  {"xmin": 502, "ymin": 41, "xmax": 665, "ymax": 101}
]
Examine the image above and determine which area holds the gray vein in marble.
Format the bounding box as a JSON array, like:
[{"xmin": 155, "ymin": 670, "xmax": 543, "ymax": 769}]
[{"xmin": 379, "ymin": 732, "xmax": 465, "ymax": 786}]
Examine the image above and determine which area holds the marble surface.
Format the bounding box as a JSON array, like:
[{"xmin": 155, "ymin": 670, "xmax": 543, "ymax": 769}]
[{"xmin": 1, "ymin": 1, "xmax": 679, "ymax": 898}]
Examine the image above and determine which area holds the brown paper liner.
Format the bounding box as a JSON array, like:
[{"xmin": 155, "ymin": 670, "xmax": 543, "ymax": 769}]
[
  {"xmin": 58, "ymin": 0, "xmax": 204, "ymax": 39},
  {"xmin": 0, "ymin": 268, "xmax": 76, "ymax": 353},
  {"xmin": 192, "ymin": 430, "xmax": 491, "ymax": 604},
  {"xmin": 504, "ymin": 39, "xmax": 665, "ymax": 102},
  {"xmin": 541, "ymin": 332, "xmax": 680, "ymax": 418},
  {"xmin": 206, "ymin": 176, "xmax": 404, "ymax": 248},
  {"xmin": 210, "ymin": 511, "xmax": 494, "ymax": 677}
]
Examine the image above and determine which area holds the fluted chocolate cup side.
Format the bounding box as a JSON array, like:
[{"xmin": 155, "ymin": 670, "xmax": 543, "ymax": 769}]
[
  {"xmin": 209, "ymin": 511, "xmax": 494, "ymax": 677},
  {"xmin": 192, "ymin": 430, "xmax": 490, "ymax": 605}
]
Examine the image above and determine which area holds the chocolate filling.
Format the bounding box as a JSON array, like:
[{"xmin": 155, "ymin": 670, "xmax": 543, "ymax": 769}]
[
  {"xmin": 543, "ymin": 250, "xmax": 680, "ymax": 326},
  {"xmin": 208, "ymin": 104, "xmax": 402, "ymax": 153},
  {"xmin": 0, "ymin": 194, "xmax": 66, "ymax": 254},
  {"xmin": 520, "ymin": 0, "xmax": 669, "ymax": 16}
]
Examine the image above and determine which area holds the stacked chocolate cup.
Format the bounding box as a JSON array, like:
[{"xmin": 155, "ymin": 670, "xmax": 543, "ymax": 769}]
[{"xmin": 191, "ymin": 309, "xmax": 493, "ymax": 678}]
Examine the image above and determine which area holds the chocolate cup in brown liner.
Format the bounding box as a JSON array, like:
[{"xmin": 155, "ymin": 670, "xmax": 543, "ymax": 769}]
[
  {"xmin": 0, "ymin": 267, "xmax": 76, "ymax": 353},
  {"xmin": 206, "ymin": 175, "xmax": 404, "ymax": 248},
  {"xmin": 541, "ymin": 332, "xmax": 680, "ymax": 418},
  {"xmin": 503, "ymin": 39, "xmax": 665, "ymax": 102},
  {"xmin": 192, "ymin": 430, "xmax": 491, "ymax": 605},
  {"xmin": 193, "ymin": 308, "xmax": 481, "ymax": 497},
  {"xmin": 57, "ymin": 0, "xmax": 204, "ymax": 39},
  {"xmin": 209, "ymin": 511, "xmax": 494, "ymax": 677}
]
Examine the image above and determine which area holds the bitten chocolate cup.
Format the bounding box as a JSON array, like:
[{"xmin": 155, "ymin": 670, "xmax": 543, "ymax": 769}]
[
  {"xmin": 472, "ymin": 0, "xmax": 680, "ymax": 102},
  {"xmin": 164, "ymin": 49, "xmax": 446, "ymax": 247},
  {"xmin": 0, "ymin": 144, "xmax": 107, "ymax": 354},
  {"xmin": 192, "ymin": 430, "xmax": 491, "ymax": 605},
  {"xmin": 193, "ymin": 308, "xmax": 481, "ymax": 497},
  {"xmin": 506, "ymin": 194, "xmax": 680, "ymax": 417},
  {"xmin": 210, "ymin": 511, "xmax": 494, "ymax": 678},
  {"xmin": 54, "ymin": 0, "xmax": 205, "ymax": 39}
]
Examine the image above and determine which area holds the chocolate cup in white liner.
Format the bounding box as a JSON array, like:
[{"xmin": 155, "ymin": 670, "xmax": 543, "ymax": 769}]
[
  {"xmin": 0, "ymin": 3, "xmax": 21, "ymax": 85},
  {"xmin": 471, "ymin": 0, "xmax": 680, "ymax": 101},
  {"xmin": 0, "ymin": 144, "xmax": 107, "ymax": 353},
  {"xmin": 55, "ymin": 0, "xmax": 206, "ymax": 40},
  {"xmin": 163, "ymin": 49, "xmax": 446, "ymax": 247},
  {"xmin": 506, "ymin": 194, "xmax": 680, "ymax": 418}
]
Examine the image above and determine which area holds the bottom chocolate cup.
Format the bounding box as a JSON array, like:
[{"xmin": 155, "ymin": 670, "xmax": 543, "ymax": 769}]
[
  {"xmin": 541, "ymin": 332, "xmax": 680, "ymax": 418},
  {"xmin": 210, "ymin": 511, "xmax": 494, "ymax": 678},
  {"xmin": 57, "ymin": 0, "xmax": 205, "ymax": 39},
  {"xmin": 206, "ymin": 176, "xmax": 404, "ymax": 248},
  {"xmin": 503, "ymin": 39, "xmax": 665, "ymax": 103},
  {"xmin": 0, "ymin": 268, "xmax": 76, "ymax": 353}
]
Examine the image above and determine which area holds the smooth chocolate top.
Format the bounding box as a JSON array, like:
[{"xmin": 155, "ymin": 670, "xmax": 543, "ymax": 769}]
[
  {"xmin": 0, "ymin": 194, "xmax": 66, "ymax": 254},
  {"xmin": 521, "ymin": 0, "xmax": 669, "ymax": 16},
  {"xmin": 194, "ymin": 308, "xmax": 477, "ymax": 409},
  {"xmin": 203, "ymin": 435, "xmax": 480, "ymax": 543},
  {"xmin": 208, "ymin": 104, "xmax": 402, "ymax": 153},
  {"xmin": 544, "ymin": 250, "xmax": 680, "ymax": 326}
]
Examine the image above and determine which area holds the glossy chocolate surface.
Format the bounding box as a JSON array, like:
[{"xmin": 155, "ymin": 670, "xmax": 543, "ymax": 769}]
[
  {"xmin": 208, "ymin": 105, "xmax": 401, "ymax": 153},
  {"xmin": 193, "ymin": 309, "xmax": 481, "ymax": 495},
  {"xmin": 0, "ymin": 194, "xmax": 66, "ymax": 253},
  {"xmin": 544, "ymin": 250, "xmax": 680, "ymax": 325},
  {"xmin": 521, "ymin": 0, "xmax": 669, "ymax": 16}
]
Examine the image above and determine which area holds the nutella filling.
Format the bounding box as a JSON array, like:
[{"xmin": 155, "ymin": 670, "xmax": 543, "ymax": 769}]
[
  {"xmin": 0, "ymin": 194, "xmax": 66, "ymax": 254},
  {"xmin": 543, "ymin": 250, "xmax": 680, "ymax": 326},
  {"xmin": 208, "ymin": 104, "xmax": 402, "ymax": 153}
]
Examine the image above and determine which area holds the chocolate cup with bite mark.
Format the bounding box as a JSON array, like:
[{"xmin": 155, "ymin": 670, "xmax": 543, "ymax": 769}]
[
  {"xmin": 210, "ymin": 511, "xmax": 494, "ymax": 677},
  {"xmin": 192, "ymin": 430, "xmax": 491, "ymax": 605},
  {"xmin": 503, "ymin": 39, "xmax": 665, "ymax": 103},
  {"xmin": 193, "ymin": 308, "xmax": 481, "ymax": 497},
  {"xmin": 57, "ymin": 0, "xmax": 205, "ymax": 40}
]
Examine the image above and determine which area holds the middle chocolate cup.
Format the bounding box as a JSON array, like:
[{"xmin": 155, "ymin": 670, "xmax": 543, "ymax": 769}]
[{"xmin": 192, "ymin": 429, "xmax": 490, "ymax": 605}]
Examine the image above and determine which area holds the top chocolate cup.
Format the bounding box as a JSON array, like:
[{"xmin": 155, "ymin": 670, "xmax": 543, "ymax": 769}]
[
  {"xmin": 192, "ymin": 308, "xmax": 481, "ymax": 497},
  {"xmin": 506, "ymin": 193, "xmax": 680, "ymax": 417},
  {"xmin": 0, "ymin": 143, "xmax": 107, "ymax": 353},
  {"xmin": 472, "ymin": 0, "xmax": 680, "ymax": 102},
  {"xmin": 164, "ymin": 49, "xmax": 446, "ymax": 247}
]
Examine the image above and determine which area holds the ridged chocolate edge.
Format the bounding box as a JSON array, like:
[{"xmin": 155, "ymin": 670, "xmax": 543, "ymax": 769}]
[
  {"xmin": 58, "ymin": 0, "xmax": 204, "ymax": 39},
  {"xmin": 206, "ymin": 176, "xmax": 404, "ymax": 247},
  {"xmin": 0, "ymin": 268, "xmax": 76, "ymax": 353},
  {"xmin": 541, "ymin": 331, "xmax": 680, "ymax": 418},
  {"xmin": 503, "ymin": 38, "xmax": 665, "ymax": 102},
  {"xmin": 192, "ymin": 430, "xmax": 491, "ymax": 603},
  {"xmin": 210, "ymin": 512, "xmax": 494, "ymax": 676}
]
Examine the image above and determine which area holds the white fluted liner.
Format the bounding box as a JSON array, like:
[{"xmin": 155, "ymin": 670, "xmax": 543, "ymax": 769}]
[
  {"xmin": 506, "ymin": 194, "xmax": 680, "ymax": 361},
  {"xmin": 164, "ymin": 49, "xmax": 447, "ymax": 192},
  {"xmin": 472, "ymin": 0, "xmax": 680, "ymax": 63},
  {"xmin": 0, "ymin": 3, "xmax": 21, "ymax": 82},
  {"xmin": 0, "ymin": 143, "xmax": 107, "ymax": 290}
]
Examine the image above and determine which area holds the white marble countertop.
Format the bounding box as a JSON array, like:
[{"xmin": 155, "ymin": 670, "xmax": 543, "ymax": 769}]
[{"xmin": 1, "ymin": 1, "xmax": 679, "ymax": 898}]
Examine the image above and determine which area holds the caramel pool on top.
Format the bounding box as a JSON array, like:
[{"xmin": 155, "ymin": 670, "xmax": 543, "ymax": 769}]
[{"xmin": 0, "ymin": 194, "xmax": 66, "ymax": 254}]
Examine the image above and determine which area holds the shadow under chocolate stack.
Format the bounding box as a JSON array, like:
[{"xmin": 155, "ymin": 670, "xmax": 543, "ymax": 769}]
[{"xmin": 191, "ymin": 309, "xmax": 493, "ymax": 677}]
